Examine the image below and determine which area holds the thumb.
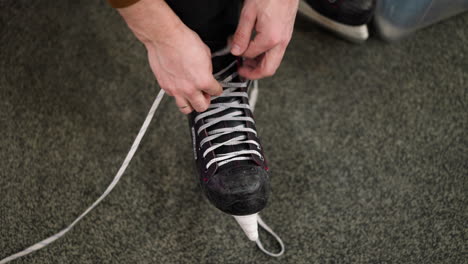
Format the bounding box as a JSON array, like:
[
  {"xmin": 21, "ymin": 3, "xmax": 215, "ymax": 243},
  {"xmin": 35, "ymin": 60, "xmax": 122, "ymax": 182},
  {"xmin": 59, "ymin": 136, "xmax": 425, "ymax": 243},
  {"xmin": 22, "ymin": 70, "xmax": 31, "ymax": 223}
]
[
  {"xmin": 231, "ymin": 7, "xmax": 256, "ymax": 56},
  {"xmin": 202, "ymin": 76, "xmax": 223, "ymax": 96}
]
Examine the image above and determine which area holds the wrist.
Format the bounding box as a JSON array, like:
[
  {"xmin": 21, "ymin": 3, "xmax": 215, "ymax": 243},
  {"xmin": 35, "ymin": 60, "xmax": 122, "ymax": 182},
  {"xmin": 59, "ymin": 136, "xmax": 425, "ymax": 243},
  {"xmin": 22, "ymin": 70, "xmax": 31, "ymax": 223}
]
[
  {"xmin": 118, "ymin": 0, "xmax": 185, "ymax": 45},
  {"xmin": 107, "ymin": 0, "xmax": 141, "ymax": 9}
]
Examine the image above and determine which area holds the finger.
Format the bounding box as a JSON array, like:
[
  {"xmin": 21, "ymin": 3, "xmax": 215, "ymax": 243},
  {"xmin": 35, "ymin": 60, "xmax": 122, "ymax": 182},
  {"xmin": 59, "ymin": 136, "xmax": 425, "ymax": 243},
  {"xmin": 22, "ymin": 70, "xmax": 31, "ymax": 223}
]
[
  {"xmin": 242, "ymin": 56, "xmax": 262, "ymax": 69},
  {"xmin": 242, "ymin": 31, "xmax": 279, "ymax": 59},
  {"xmin": 237, "ymin": 54, "xmax": 264, "ymax": 79},
  {"xmin": 201, "ymin": 77, "xmax": 223, "ymax": 96},
  {"xmin": 175, "ymin": 96, "xmax": 193, "ymax": 114},
  {"xmin": 187, "ymin": 91, "xmax": 211, "ymax": 113},
  {"xmin": 231, "ymin": 6, "xmax": 256, "ymax": 56},
  {"xmin": 239, "ymin": 45, "xmax": 285, "ymax": 79}
]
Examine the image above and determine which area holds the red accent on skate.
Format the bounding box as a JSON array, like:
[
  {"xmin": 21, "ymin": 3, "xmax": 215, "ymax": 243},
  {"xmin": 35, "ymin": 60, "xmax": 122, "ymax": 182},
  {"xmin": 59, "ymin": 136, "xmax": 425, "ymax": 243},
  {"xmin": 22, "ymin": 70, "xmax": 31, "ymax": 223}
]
[{"xmin": 203, "ymin": 177, "xmax": 209, "ymax": 182}]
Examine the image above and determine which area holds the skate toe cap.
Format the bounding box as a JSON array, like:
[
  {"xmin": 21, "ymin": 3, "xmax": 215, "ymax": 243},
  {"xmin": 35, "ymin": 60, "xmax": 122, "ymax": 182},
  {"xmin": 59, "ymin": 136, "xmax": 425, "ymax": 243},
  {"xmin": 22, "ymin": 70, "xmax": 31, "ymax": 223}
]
[{"xmin": 204, "ymin": 165, "xmax": 270, "ymax": 215}]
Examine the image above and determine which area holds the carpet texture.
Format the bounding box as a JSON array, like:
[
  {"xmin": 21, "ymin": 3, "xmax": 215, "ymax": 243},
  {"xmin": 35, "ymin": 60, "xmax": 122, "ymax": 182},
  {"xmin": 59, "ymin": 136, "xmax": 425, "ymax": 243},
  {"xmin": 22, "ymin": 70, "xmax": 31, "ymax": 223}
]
[{"xmin": 1, "ymin": 1, "xmax": 467, "ymax": 263}]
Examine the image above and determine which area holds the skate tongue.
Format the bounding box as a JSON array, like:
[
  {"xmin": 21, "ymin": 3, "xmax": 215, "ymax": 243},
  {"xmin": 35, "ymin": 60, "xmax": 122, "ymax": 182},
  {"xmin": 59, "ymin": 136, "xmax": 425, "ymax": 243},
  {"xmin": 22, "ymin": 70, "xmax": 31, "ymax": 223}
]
[{"xmin": 212, "ymin": 52, "xmax": 237, "ymax": 74}]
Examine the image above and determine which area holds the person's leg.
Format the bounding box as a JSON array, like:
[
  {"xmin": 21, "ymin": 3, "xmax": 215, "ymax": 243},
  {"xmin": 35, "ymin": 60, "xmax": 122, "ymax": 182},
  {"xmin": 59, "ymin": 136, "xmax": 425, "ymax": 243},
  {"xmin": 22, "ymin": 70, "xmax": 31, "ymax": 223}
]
[{"xmin": 166, "ymin": 0, "xmax": 241, "ymax": 50}]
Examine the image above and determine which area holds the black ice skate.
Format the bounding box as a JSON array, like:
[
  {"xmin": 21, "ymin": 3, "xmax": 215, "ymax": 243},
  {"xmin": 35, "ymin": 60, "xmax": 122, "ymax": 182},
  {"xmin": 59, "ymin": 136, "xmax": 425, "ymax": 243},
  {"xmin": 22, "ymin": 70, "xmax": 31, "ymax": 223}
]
[
  {"xmin": 188, "ymin": 51, "xmax": 270, "ymax": 240},
  {"xmin": 299, "ymin": 0, "xmax": 376, "ymax": 42}
]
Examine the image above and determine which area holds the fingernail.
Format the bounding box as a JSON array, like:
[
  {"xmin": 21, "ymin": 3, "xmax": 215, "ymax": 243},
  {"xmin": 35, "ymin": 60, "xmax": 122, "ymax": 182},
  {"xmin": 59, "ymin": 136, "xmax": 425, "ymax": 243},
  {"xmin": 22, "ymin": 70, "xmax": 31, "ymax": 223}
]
[{"xmin": 231, "ymin": 44, "xmax": 241, "ymax": 55}]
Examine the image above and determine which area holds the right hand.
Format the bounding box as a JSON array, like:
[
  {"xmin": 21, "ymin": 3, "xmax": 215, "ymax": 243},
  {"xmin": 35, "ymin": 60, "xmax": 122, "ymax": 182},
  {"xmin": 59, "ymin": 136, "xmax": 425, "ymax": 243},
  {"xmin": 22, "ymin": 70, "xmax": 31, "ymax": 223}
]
[{"xmin": 118, "ymin": 0, "xmax": 222, "ymax": 114}]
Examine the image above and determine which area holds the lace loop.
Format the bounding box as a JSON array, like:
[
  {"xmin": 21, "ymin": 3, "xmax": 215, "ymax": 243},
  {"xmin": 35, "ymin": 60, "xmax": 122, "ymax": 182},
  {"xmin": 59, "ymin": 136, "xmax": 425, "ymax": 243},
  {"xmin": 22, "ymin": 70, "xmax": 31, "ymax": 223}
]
[
  {"xmin": 256, "ymin": 215, "xmax": 285, "ymax": 257},
  {"xmin": 195, "ymin": 62, "xmax": 263, "ymax": 170}
]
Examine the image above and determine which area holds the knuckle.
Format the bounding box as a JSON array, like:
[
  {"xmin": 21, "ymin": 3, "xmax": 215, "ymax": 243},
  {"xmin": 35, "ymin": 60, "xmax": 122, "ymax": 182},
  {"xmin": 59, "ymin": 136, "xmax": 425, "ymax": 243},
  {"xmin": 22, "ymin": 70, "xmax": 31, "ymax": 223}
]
[
  {"xmin": 190, "ymin": 101, "xmax": 201, "ymax": 110},
  {"xmin": 195, "ymin": 102, "xmax": 209, "ymax": 112},
  {"xmin": 235, "ymin": 30, "xmax": 249, "ymax": 43},
  {"xmin": 236, "ymin": 30, "xmax": 250, "ymax": 40},
  {"xmin": 200, "ymin": 104, "xmax": 209, "ymax": 112},
  {"xmin": 264, "ymin": 67, "xmax": 276, "ymax": 77},
  {"xmin": 265, "ymin": 38, "xmax": 276, "ymax": 47},
  {"xmin": 157, "ymin": 80, "xmax": 168, "ymax": 90},
  {"xmin": 180, "ymin": 108, "xmax": 192, "ymax": 114},
  {"xmin": 268, "ymin": 32, "xmax": 282, "ymax": 46},
  {"xmin": 241, "ymin": 9, "xmax": 255, "ymax": 22},
  {"xmin": 197, "ymin": 76, "xmax": 212, "ymax": 88},
  {"xmin": 183, "ymin": 86, "xmax": 197, "ymax": 97}
]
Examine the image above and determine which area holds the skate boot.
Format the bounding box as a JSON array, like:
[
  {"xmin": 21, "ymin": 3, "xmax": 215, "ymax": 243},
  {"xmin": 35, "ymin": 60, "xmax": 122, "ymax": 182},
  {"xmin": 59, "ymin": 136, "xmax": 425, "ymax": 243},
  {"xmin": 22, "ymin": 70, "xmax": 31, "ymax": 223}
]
[
  {"xmin": 188, "ymin": 51, "xmax": 270, "ymax": 240},
  {"xmin": 299, "ymin": 0, "xmax": 376, "ymax": 42}
]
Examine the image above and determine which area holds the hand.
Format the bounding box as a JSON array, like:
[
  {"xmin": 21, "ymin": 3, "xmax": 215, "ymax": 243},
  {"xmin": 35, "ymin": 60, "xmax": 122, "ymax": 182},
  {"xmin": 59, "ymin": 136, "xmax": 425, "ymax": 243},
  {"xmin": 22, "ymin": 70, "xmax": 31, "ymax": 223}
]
[
  {"xmin": 231, "ymin": 0, "xmax": 299, "ymax": 80},
  {"xmin": 146, "ymin": 27, "xmax": 222, "ymax": 114},
  {"xmin": 118, "ymin": 0, "xmax": 222, "ymax": 114}
]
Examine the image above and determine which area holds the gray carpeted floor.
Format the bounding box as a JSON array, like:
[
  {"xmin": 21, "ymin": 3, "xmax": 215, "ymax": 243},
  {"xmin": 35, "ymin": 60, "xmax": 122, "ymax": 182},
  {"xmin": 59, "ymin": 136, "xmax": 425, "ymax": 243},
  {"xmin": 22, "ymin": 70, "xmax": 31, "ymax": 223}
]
[{"xmin": 1, "ymin": 1, "xmax": 467, "ymax": 263}]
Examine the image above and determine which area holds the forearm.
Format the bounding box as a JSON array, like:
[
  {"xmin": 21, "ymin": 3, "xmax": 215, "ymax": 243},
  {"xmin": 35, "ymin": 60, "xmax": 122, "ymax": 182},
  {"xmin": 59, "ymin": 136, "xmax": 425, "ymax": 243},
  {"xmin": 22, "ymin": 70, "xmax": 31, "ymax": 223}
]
[
  {"xmin": 116, "ymin": 0, "xmax": 185, "ymax": 45},
  {"xmin": 107, "ymin": 0, "xmax": 141, "ymax": 9}
]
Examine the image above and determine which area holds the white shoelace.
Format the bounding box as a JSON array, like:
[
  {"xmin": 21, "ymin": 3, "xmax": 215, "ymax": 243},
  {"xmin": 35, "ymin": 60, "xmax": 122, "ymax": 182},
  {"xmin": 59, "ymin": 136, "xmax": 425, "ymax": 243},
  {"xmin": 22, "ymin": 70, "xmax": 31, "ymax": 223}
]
[
  {"xmin": 1, "ymin": 51, "xmax": 284, "ymax": 264},
  {"xmin": 195, "ymin": 61, "xmax": 263, "ymax": 170}
]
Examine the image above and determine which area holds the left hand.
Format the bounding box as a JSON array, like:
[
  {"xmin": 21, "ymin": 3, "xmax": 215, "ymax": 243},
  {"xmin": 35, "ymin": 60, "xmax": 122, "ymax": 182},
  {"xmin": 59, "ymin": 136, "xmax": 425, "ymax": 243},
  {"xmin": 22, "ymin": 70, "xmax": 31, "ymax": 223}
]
[{"xmin": 231, "ymin": 0, "xmax": 299, "ymax": 80}]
